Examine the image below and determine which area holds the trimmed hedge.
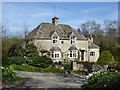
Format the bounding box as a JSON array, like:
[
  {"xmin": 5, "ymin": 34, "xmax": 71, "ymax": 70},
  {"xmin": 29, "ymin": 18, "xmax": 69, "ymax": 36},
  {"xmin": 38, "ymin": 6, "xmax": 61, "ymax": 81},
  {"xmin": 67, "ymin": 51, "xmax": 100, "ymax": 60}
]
[{"xmin": 27, "ymin": 56, "xmax": 53, "ymax": 68}]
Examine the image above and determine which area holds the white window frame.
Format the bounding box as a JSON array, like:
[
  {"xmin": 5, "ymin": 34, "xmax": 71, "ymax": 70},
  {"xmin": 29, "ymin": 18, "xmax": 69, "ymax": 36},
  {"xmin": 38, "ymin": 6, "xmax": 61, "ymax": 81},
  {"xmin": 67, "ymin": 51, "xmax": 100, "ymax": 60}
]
[
  {"xmin": 52, "ymin": 51, "xmax": 60, "ymax": 59},
  {"xmin": 52, "ymin": 36, "xmax": 58, "ymax": 44},
  {"xmin": 70, "ymin": 36, "xmax": 76, "ymax": 45},
  {"xmin": 69, "ymin": 50, "xmax": 77, "ymax": 58},
  {"xmin": 90, "ymin": 51, "xmax": 95, "ymax": 56}
]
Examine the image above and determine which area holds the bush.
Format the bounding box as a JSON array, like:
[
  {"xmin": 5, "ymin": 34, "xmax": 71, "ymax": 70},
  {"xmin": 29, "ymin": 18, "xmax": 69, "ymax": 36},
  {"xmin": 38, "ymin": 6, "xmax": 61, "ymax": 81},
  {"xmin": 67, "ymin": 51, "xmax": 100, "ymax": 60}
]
[
  {"xmin": 28, "ymin": 56, "xmax": 53, "ymax": 68},
  {"xmin": 2, "ymin": 67, "xmax": 20, "ymax": 82},
  {"xmin": 98, "ymin": 51, "xmax": 115, "ymax": 65},
  {"xmin": 86, "ymin": 70, "xmax": 120, "ymax": 89},
  {"xmin": 64, "ymin": 63, "xmax": 71, "ymax": 71},
  {"xmin": 9, "ymin": 56, "xmax": 26, "ymax": 65}
]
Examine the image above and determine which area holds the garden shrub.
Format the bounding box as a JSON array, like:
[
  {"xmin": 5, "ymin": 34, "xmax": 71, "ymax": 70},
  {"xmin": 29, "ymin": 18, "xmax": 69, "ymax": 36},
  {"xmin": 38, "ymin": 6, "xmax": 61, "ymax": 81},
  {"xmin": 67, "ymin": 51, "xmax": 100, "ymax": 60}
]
[
  {"xmin": 1, "ymin": 67, "xmax": 20, "ymax": 82},
  {"xmin": 28, "ymin": 56, "xmax": 53, "ymax": 68},
  {"xmin": 64, "ymin": 63, "xmax": 71, "ymax": 71},
  {"xmin": 86, "ymin": 70, "xmax": 120, "ymax": 89},
  {"xmin": 98, "ymin": 50, "xmax": 115, "ymax": 65},
  {"xmin": 9, "ymin": 56, "xmax": 26, "ymax": 65}
]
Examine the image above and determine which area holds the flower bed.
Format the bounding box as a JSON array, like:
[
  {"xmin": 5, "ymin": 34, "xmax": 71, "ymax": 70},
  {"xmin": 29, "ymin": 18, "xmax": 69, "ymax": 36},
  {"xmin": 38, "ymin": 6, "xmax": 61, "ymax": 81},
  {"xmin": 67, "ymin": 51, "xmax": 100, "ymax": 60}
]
[
  {"xmin": 1, "ymin": 67, "xmax": 20, "ymax": 83},
  {"xmin": 86, "ymin": 70, "xmax": 120, "ymax": 88}
]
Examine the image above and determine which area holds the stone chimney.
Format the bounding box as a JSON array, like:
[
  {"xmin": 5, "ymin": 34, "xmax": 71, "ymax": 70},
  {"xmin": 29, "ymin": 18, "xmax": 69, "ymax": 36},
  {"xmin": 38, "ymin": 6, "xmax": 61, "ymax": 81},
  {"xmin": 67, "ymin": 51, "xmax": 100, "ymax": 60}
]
[
  {"xmin": 90, "ymin": 34, "xmax": 93, "ymax": 43},
  {"xmin": 52, "ymin": 16, "xmax": 59, "ymax": 25}
]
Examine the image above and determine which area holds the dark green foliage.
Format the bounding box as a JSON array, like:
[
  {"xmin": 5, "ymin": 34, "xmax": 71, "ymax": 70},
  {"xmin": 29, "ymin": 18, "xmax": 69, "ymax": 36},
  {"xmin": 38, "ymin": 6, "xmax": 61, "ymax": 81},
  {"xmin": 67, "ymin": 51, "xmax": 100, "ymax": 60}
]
[
  {"xmin": 64, "ymin": 63, "xmax": 71, "ymax": 71},
  {"xmin": 2, "ymin": 55, "xmax": 10, "ymax": 65},
  {"xmin": 8, "ymin": 43, "xmax": 25, "ymax": 57},
  {"xmin": 98, "ymin": 51, "xmax": 115, "ymax": 65},
  {"xmin": 100, "ymin": 47, "xmax": 120, "ymax": 62},
  {"xmin": 28, "ymin": 56, "xmax": 53, "ymax": 68},
  {"xmin": 9, "ymin": 56, "xmax": 26, "ymax": 65},
  {"xmin": 2, "ymin": 67, "xmax": 20, "ymax": 81},
  {"xmin": 25, "ymin": 43, "xmax": 38, "ymax": 58},
  {"xmin": 12, "ymin": 65, "xmax": 65, "ymax": 73}
]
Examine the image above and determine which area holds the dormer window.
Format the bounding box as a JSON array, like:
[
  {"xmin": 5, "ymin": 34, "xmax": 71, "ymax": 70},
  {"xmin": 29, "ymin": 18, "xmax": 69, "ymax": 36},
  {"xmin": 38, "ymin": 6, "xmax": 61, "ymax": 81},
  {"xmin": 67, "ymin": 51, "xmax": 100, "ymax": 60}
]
[
  {"xmin": 53, "ymin": 36, "xmax": 58, "ymax": 44},
  {"xmin": 71, "ymin": 36, "xmax": 75, "ymax": 44}
]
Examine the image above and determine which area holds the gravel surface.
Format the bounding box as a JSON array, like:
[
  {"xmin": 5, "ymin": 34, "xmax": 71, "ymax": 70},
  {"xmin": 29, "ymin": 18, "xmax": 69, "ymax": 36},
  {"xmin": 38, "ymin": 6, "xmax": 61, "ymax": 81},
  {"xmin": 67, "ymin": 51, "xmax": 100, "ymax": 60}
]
[{"xmin": 2, "ymin": 71, "xmax": 87, "ymax": 88}]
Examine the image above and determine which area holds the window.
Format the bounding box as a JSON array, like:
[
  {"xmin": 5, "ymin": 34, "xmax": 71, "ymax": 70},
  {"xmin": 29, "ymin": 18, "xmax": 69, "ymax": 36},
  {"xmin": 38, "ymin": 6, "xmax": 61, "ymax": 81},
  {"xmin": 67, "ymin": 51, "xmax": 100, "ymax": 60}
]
[
  {"xmin": 71, "ymin": 36, "xmax": 75, "ymax": 44},
  {"xmin": 90, "ymin": 51, "xmax": 95, "ymax": 56},
  {"xmin": 69, "ymin": 50, "xmax": 77, "ymax": 58},
  {"xmin": 52, "ymin": 51, "xmax": 60, "ymax": 59},
  {"xmin": 53, "ymin": 36, "xmax": 58, "ymax": 44}
]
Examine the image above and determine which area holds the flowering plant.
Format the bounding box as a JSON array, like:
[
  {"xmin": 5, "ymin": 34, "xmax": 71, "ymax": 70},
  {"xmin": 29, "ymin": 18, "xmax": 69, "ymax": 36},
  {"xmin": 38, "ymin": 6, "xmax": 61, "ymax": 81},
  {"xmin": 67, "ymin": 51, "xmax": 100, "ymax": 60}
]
[
  {"xmin": 86, "ymin": 70, "xmax": 120, "ymax": 88},
  {"xmin": 1, "ymin": 67, "xmax": 20, "ymax": 82}
]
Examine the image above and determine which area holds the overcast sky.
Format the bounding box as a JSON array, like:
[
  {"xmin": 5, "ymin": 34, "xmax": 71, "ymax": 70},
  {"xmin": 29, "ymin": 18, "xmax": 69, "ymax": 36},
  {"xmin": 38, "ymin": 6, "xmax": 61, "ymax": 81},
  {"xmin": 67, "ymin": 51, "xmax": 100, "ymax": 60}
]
[{"xmin": 2, "ymin": 2, "xmax": 118, "ymax": 35}]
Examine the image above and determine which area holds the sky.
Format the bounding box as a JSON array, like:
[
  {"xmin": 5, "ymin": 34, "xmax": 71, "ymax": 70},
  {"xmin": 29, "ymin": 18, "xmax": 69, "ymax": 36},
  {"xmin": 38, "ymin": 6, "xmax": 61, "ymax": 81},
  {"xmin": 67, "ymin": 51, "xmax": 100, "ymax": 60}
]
[{"xmin": 2, "ymin": 2, "xmax": 118, "ymax": 35}]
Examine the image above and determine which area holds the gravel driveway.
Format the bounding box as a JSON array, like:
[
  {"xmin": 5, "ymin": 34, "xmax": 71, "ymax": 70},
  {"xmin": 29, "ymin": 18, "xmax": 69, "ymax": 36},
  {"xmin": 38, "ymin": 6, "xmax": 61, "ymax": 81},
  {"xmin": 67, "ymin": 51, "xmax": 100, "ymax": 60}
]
[{"xmin": 2, "ymin": 71, "xmax": 87, "ymax": 88}]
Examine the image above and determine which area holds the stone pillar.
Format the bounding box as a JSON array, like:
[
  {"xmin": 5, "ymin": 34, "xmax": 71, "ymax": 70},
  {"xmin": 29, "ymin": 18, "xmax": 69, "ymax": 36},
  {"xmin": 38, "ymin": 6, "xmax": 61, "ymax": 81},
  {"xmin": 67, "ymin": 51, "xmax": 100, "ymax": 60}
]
[{"xmin": 73, "ymin": 61, "xmax": 77, "ymax": 70}]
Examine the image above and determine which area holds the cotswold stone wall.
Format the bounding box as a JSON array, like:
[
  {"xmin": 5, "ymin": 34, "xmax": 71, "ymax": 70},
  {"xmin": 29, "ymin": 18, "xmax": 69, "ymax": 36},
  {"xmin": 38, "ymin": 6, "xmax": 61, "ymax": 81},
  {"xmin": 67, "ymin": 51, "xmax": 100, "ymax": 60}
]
[{"xmin": 73, "ymin": 62, "xmax": 108, "ymax": 72}]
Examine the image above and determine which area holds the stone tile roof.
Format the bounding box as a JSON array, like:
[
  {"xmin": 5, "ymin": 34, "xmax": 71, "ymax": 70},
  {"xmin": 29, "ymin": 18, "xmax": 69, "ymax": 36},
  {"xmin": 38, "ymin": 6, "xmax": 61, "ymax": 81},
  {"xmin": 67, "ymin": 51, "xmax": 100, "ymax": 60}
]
[
  {"xmin": 26, "ymin": 23, "xmax": 87, "ymax": 40},
  {"xmin": 68, "ymin": 45, "xmax": 78, "ymax": 50},
  {"xmin": 50, "ymin": 46, "xmax": 61, "ymax": 51},
  {"xmin": 89, "ymin": 42, "xmax": 100, "ymax": 49}
]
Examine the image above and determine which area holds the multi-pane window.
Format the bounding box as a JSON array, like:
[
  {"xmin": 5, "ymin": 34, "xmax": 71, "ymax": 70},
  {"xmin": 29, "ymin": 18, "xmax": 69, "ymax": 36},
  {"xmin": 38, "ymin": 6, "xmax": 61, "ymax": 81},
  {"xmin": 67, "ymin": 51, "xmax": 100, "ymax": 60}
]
[
  {"xmin": 69, "ymin": 50, "xmax": 77, "ymax": 58},
  {"xmin": 52, "ymin": 51, "xmax": 60, "ymax": 59},
  {"xmin": 71, "ymin": 36, "xmax": 75, "ymax": 44},
  {"xmin": 90, "ymin": 51, "xmax": 95, "ymax": 56},
  {"xmin": 53, "ymin": 36, "xmax": 58, "ymax": 44}
]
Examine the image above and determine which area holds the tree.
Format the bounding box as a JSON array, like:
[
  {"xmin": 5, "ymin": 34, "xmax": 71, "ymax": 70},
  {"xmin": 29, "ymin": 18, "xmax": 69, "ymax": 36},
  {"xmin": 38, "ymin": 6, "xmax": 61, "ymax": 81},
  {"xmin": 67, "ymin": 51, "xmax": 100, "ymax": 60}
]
[
  {"xmin": 98, "ymin": 50, "xmax": 115, "ymax": 65},
  {"xmin": 77, "ymin": 28, "xmax": 82, "ymax": 34},
  {"xmin": 80, "ymin": 20, "xmax": 101, "ymax": 36},
  {"xmin": 8, "ymin": 43, "xmax": 25, "ymax": 57},
  {"xmin": 25, "ymin": 43, "xmax": 38, "ymax": 58}
]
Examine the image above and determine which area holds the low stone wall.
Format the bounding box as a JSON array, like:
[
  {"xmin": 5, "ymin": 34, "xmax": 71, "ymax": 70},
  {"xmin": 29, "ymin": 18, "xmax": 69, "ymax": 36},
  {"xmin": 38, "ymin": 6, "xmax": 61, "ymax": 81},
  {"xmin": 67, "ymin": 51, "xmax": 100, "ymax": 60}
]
[{"xmin": 73, "ymin": 62, "xmax": 108, "ymax": 72}]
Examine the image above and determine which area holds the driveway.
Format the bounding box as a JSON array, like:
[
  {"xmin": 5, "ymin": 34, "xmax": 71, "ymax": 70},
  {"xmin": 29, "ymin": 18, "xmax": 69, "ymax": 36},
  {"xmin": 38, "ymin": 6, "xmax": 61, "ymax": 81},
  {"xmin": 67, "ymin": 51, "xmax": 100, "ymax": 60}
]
[{"xmin": 2, "ymin": 71, "xmax": 87, "ymax": 88}]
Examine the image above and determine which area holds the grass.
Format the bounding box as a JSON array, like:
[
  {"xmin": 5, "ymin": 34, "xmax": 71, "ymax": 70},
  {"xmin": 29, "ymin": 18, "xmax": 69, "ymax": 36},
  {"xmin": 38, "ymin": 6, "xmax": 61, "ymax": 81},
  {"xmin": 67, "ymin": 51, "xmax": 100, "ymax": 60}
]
[
  {"xmin": 73, "ymin": 70, "xmax": 89, "ymax": 75},
  {"xmin": 12, "ymin": 65, "xmax": 65, "ymax": 73}
]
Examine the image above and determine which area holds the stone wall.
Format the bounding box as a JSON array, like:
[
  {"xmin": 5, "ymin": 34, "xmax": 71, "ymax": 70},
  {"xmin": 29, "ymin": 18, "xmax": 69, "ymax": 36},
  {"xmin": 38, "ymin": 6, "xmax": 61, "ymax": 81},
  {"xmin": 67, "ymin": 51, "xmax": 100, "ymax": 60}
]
[{"xmin": 73, "ymin": 62, "xmax": 108, "ymax": 72}]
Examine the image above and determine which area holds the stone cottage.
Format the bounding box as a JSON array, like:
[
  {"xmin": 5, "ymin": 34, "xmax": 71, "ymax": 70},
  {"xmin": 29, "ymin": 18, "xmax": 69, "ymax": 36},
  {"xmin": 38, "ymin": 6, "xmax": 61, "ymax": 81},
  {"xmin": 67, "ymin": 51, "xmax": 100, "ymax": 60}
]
[{"xmin": 26, "ymin": 17, "xmax": 100, "ymax": 63}]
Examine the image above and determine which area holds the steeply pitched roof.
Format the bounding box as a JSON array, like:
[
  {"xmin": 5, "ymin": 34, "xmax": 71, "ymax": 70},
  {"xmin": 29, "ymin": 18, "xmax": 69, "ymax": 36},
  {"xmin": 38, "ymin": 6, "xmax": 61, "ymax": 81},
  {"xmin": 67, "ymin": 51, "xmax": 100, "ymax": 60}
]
[
  {"xmin": 26, "ymin": 23, "xmax": 87, "ymax": 40},
  {"xmin": 89, "ymin": 42, "xmax": 100, "ymax": 49}
]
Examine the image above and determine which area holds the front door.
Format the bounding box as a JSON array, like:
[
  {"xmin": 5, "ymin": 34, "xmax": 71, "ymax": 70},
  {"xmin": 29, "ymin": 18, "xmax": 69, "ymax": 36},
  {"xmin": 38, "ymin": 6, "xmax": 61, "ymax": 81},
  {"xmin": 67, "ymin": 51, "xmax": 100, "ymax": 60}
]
[{"xmin": 81, "ymin": 51, "xmax": 84, "ymax": 61}]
